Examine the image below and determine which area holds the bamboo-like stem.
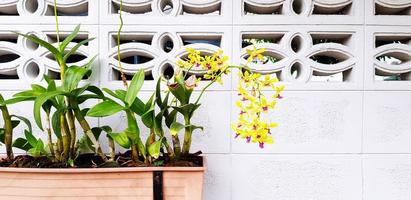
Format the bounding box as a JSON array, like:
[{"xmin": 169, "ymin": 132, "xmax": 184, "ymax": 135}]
[
  {"xmin": 45, "ymin": 113, "xmax": 55, "ymax": 159},
  {"xmin": 60, "ymin": 113, "xmax": 71, "ymax": 162},
  {"xmin": 108, "ymin": 138, "xmax": 115, "ymax": 161},
  {"xmin": 66, "ymin": 109, "xmax": 76, "ymax": 158},
  {"xmin": 125, "ymin": 110, "xmax": 139, "ymax": 161},
  {"xmin": 55, "ymin": 139, "xmax": 62, "ymax": 162},
  {"xmin": 172, "ymin": 135, "xmax": 181, "ymax": 159},
  {"xmin": 70, "ymin": 100, "xmax": 107, "ymax": 161},
  {"xmin": 165, "ymin": 139, "xmax": 175, "ymax": 160},
  {"xmin": 181, "ymin": 116, "xmax": 192, "ymax": 155},
  {"xmin": 0, "ymin": 104, "xmax": 13, "ymax": 160}
]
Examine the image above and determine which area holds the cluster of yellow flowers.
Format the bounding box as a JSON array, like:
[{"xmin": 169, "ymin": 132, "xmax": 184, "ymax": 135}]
[
  {"xmin": 177, "ymin": 48, "xmax": 230, "ymax": 84},
  {"xmin": 231, "ymin": 48, "xmax": 284, "ymax": 148},
  {"xmin": 176, "ymin": 46, "xmax": 284, "ymax": 149}
]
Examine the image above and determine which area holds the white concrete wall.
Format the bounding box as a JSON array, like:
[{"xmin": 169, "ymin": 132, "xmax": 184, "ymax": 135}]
[{"xmin": 0, "ymin": 0, "xmax": 411, "ymax": 199}]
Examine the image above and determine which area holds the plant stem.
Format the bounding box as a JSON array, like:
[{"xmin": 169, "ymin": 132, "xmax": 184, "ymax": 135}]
[
  {"xmin": 1, "ymin": 105, "xmax": 13, "ymax": 160},
  {"xmin": 71, "ymin": 100, "xmax": 107, "ymax": 161},
  {"xmin": 56, "ymin": 138, "xmax": 62, "ymax": 162},
  {"xmin": 60, "ymin": 113, "xmax": 71, "ymax": 162},
  {"xmin": 125, "ymin": 110, "xmax": 139, "ymax": 161},
  {"xmin": 182, "ymin": 116, "xmax": 192, "ymax": 155},
  {"xmin": 117, "ymin": 0, "xmax": 128, "ymax": 88},
  {"xmin": 45, "ymin": 113, "xmax": 55, "ymax": 159},
  {"xmin": 53, "ymin": 0, "xmax": 66, "ymax": 82},
  {"xmin": 66, "ymin": 109, "xmax": 76, "ymax": 157},
  {"xmin": 164, "ymin": 140, "xmax": 175, "ymax": 160},
  {"xmin": 172, "ymin": 135, "xmax": 181, "ymax": 159},
  {"xmin": 53, "ymin": 0, "xmax": 60, "ymax": 45},
  {"xmin": 108, "ymin": 138, "xmax": 115, "ymax": 161}
]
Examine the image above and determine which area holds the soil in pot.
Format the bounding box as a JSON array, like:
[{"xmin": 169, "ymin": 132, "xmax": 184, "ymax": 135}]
[{"xmin": 0, "ymin": 151, "xmax": 203, "ymax": 168}]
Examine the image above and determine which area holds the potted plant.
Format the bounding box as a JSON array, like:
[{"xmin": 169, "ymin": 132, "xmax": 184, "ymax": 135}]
[{"xmin": 0, "ymin": 0, "xmax": 284, "ymax": 199}]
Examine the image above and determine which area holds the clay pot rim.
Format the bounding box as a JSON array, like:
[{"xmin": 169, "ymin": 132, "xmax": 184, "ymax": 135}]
[{"xmin": 0, "ymin": 157, "xmax": 207, "ymax": 173}]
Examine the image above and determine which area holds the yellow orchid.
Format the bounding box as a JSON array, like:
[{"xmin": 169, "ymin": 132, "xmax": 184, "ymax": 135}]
[
  {"xmin": 232, "ymin": 57, "xmax": 284, "ymax": 148},
  {"xmin": 246, "ymin": 46, "xmax": 266, "ymax": 63},
  {"xmin": 259, "ymin": 97, "xmax": 276, "ymax": 113},
  {"xmin": 261, "ymin": 75, "xmax": 279, "ymax": 88}
]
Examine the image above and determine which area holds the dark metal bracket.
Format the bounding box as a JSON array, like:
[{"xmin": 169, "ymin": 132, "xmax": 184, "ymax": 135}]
[{"xmin": 153, "ymin": 171, "xmax": 163, "ymax": 200}]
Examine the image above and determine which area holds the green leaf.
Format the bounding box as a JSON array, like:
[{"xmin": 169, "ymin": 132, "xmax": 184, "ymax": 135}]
[
  {"xmin": 141, "ymin": 109, "xmax": 154, "ymax": 128},
  {"xmin": 51, "ymin": 110, "xmax": 63, "ymax": 139},
  {"xmin": 188, "ymin": 125, "xmax": 204, "ymax": 132},
  {"xmin": 4, "ymin": 96, "xmax": 33, "ymax": 105},
  {"xmin": 11, "ymin": 120, "xmax": 20, "ymax": 129},
  {"xmin": 11, "ymin": 115, "xmax": 32, "ymax": 134},
  {"xmin": 12, "ymin": 138, "xmax": 32, "ymax": 151},
  {"xmin": 80, "ymin": 108, "xmax": 90, "ymax": 117},
  {"xmin": 24, "ymin": 130, "xmax": 37, "ymax": 147},
  {"xmin": 0, "ymin": 94, "xmax": 4, "ymax": 105},
  {"xmin": 34, "ymin": 90, "xmax": 65, "ymax": 130},
  {"xmin": 77, "ymin": 94, "xmax": 101, "ymax": 104},
  {"xmin": 170, "ymin": 122, "xmax": 185, "ymax": 136},
  {"xmin": 137, "ymin": 139, "xmax": 146, "ymax": 159},
  {"xmin": 172, "ymin": 103, "xmax": 201, "ymax": 119},
  {"xmin": 0, "ymin": 128, "xmax": 4, "ymax": 143},
  {"xmin": 165, "ymin": 110, "xmax": 177, "ymax": 128},
  {"xmin": 154, "ymin": 110, "xmax": 165, "ymax": 137},
  {"xmin": 155, "ymin": 78, "xmax": 163, "ymax": 107},
  {"xmin": 81, "ymin": 55, "xmax": 97, "ymax": 69},
  {"xmin": 28, "ymin": 139, "xmax": 45, "ymax": 157},
  {"xmin": 103, "ymin": 88, "xmax": 123, "ymax": 101},
  {"xmin": 43, "ymin": 75, "xmax": 56, "ymax": 91},
  {"xmin": 60, "ymin": 25, "xmax": 80, "ymax": 52},
  {"xmin": 63, "ymin": 37, "xmax": 95, "ymax": 62},
  {"xmin": 124, "ymin": 128, "xmax": 140, "ymax": 144},
  {"xmin": 148, "ymin": 139, "xmax": 163, "ymax": 159},
  {"xmin": 31, "ymin": 84, "xmax": 46, "ymax": 93},
  {"xmin": 144, "ymin": 93, "xmax": 155, "ymax": 112},
  {"xmin": 71, "ymin": 84, "xmax": 90, "ymax": 97},
  {"xmin": 42, "ymin": 101, "xmax": 52, "ymax": 114},
  {"xmin": 63, "ymin": 66, "xmax": 91, "ymax": 92},
  {"xmin": 107, "ymin": 132, "xmax": 131, "ymax": 149},
  {"xmin": 86, "ymin": 85, "xmax": 105, "ymax": 98},
  {"xmin": 125, "ymin": 70, "xmax": 145, "ymax": 106},
  {"xmin": 86, "ymin": 100, "xmax": 124, "ymax": 117},
  {"xmin": 14, "ymin": 32, "xmax": 61, "ymax": 59},
  {"xmin": 130, "ymin": 97, "xmax": 145, "ymax": 116}
]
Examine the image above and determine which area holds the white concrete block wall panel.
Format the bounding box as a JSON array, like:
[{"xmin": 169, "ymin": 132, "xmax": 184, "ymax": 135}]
[
  {"xmin": 99, "ymin": 0, "xmax": 233, "ymax": 25},
  {"xmin": 0, "ymin": 0, "xmax": 409, "ymax": 200},
  {"xmin": 363, "ymin": 155, "xmax": 411, "ymax": 200},
  {"xmin": 232, "ymin": 155, "xmax": 362, "ymax": 200},
  {"xmin": 365, "ymin": 26, "xmax": 411, "ymax": 90},
  {"xmin": 0, "ymin": 24, "xmax": 99, "ymax": 90},
  {"xmin": 366, "ymin": 0, "xmax": 411, "ymax": 25},
  {"xmin": 231, "ymin": 91, "xmax": 363, "ymax": 154},
  {"xmin": 0, "ymin": 0, "xmax": 98, "ymax": 24},
  {"xmin": 99, "ymin": 25, "xmax": 233, "ymax": 91},
  {"xmin": 232, "ymin": 25, "xmax": 365, "ymax": 91},
  {"xmin": 234, "ymin": 0, "xmax": 365, "ymax": 25},
  {"xmin": 363, "ymin": 91, "xmax": 411, "ymax": 153}
]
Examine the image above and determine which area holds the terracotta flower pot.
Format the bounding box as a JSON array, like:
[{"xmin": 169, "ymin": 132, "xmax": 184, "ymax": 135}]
[{"xmin": 0, "ymin": 157, "xmax": 206, "ymax": 200}]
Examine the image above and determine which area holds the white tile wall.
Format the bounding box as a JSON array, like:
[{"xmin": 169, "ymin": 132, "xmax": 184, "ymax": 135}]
[{"xmin": 0, "ymin": 0, "xmax": 410, "ymax": 199}]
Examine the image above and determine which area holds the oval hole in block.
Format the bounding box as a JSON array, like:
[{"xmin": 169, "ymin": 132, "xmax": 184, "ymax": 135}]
[
  {"xmin": 291, "ymin": 35, "xmax": 303, "ymax": 53},
  {"xmin": 160, "ymin": 0, "xmax": 174, "ymax": 15},
  {"xmin": 25, "ymin": 61, "xmax": 40, "ymax": 79},
  {"xmin": 292, "ymin": 0, "xmax": 304, "ymax": 14},
  {"xmin": 24, "ymin": 0, "xmax": 39, "ymax": 14},
  {"xmin": 290, "ymin": 62, "xmax": 302, "ymax": 79}
]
